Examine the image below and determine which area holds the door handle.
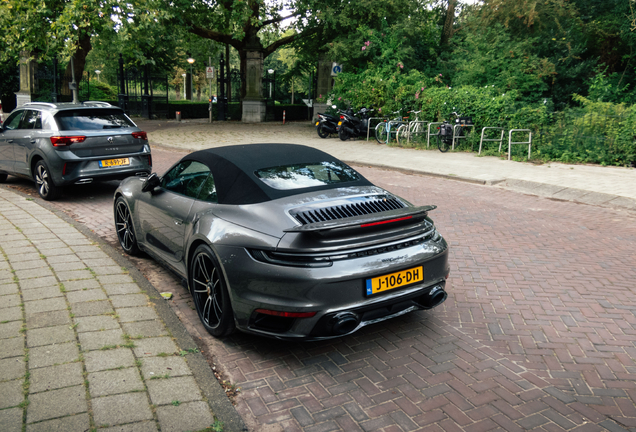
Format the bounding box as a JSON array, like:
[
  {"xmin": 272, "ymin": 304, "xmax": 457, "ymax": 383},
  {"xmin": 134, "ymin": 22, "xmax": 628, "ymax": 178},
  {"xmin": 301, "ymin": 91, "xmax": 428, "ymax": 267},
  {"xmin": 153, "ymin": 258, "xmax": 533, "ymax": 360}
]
[
  {"xmin": 7, "ymin": 139, "xmax": 13, "ymax": 143},
  {"xmin": 174, "ymin": 219, "xmax": 183, "ymax": 226},
  {"xmin": 30, "ymin": 140, "xmax": 36, "ymax": 144}
]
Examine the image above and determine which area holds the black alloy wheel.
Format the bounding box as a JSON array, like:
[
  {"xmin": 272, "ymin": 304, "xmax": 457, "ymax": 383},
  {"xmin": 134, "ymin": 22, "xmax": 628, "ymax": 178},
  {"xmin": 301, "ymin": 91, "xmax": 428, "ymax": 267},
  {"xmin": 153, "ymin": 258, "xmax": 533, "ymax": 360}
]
[
  {"xmin": 114, "ymin": 197, "xmax": 140, "ymax": 255},
  {"xmin": 34, "ymin": 160, "xmax": 61, "ymax": 200},
  {"xmin": 190, "ymin": 244, "xmax": 235, "ymax": 337}
]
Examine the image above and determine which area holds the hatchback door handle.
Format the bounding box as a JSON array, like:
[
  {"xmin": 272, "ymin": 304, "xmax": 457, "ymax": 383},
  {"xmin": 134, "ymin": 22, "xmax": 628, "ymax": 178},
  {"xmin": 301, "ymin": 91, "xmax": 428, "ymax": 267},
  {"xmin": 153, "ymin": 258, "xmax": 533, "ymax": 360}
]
[
  {"xmin": 7, "ymin": 139, "xmax": 13, "ymax": 143},
  {"xmin": 30, "ymin": 140, "xmax": 36, "ymax": 144}
]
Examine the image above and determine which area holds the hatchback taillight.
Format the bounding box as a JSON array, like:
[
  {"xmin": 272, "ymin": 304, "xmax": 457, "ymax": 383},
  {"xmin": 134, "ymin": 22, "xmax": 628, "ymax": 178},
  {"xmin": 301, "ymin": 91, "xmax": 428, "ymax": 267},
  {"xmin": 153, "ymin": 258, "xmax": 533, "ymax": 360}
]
[
  {"xmin": 50, "ymin": 136, "xmax": 86, "ymax": 146},
  {"xmin": 132, "ymin": 131, "xmax": 148, "ymax": 140}
]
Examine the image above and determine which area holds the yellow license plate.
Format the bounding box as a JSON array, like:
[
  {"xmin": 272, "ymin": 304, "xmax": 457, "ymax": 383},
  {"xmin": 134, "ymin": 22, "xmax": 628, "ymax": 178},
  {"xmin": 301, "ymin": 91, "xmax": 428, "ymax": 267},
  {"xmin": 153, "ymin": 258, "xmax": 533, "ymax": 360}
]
[
  {"xmin": 366, "ymin": 266, "xmax": 423, "ymax": 295},
  {"xmin": 315, "ymin": 121, "xmax": 319, "ymax": 126},
  {"xmin": 338, "ymin": 121, "xmax": 342, "ymax": 126},
  {"xmin": 99, "ymin": 158, "xmax": 130, "ymax": 168}
]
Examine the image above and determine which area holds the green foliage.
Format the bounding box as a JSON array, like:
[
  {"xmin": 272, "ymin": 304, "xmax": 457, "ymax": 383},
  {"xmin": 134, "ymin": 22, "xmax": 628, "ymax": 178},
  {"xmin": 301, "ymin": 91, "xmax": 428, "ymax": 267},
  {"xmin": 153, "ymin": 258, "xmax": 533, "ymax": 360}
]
[
  {"xmin": 533, "ymin": 95, "xmax": 636, "ymax": 165},
  {"xmin": 80, "ymin": 81, "xmax": 118, "ymax": 101}
]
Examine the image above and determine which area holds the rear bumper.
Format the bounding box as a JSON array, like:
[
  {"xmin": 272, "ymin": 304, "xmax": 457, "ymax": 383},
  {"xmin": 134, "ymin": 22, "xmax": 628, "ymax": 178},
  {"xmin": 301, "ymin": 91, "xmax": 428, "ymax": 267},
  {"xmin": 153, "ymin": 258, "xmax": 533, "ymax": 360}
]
[
  {"xmin": 214, "ymin": 237, "xmax": 449, "ymax": 339},
  {"xmin": 48, "ymin": 153, "xmax": 152, "ymax": 186}
]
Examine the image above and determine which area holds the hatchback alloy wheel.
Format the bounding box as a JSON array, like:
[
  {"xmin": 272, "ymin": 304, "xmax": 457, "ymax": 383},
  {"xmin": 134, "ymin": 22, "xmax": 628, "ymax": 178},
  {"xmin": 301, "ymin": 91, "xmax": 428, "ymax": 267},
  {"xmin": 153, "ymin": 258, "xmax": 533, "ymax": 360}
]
[{"xmin": 34, "ymin": 160, "xmax": 61, "ymax": 200}]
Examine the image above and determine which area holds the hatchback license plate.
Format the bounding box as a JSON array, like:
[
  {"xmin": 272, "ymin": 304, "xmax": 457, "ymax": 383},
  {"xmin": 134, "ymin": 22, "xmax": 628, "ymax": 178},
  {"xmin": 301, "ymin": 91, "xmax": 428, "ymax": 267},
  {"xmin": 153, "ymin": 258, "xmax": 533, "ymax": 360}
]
[
  {"xmin": 366, "ymin": 266, "xmax": 423, "ymax": 296},
  {"xmin": 100, "ymin": 158, "xmax": 130, "ymax": 168}
]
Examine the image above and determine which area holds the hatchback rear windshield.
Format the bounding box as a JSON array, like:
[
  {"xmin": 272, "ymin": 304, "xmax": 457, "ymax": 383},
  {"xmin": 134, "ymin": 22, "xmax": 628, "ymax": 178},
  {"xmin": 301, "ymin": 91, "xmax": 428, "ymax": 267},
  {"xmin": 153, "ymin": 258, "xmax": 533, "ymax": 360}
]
[
  {"xmin": 55, "ymin": 109, "xmax": 135, "ymax": 131},
  {"xmin": 254, "ymin": 161, "xmax": 360, "ymax": 190}
]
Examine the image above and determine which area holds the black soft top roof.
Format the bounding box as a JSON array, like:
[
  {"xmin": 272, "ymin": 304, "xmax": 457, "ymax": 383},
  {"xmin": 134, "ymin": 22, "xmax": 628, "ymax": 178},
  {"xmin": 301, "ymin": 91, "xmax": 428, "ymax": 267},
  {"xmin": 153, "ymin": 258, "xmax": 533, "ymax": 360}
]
[{"xmin": 183, "ymin": 144, "xmax": 372, "ymax": 205}]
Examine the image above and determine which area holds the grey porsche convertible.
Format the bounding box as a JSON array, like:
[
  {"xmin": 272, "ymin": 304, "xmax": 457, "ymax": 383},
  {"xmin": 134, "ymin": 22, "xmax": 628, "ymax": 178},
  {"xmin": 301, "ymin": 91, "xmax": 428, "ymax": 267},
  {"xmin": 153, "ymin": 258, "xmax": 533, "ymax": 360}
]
[{"xmin": 114, "ymin": 144, "xmax": 449, "ymax": 340}]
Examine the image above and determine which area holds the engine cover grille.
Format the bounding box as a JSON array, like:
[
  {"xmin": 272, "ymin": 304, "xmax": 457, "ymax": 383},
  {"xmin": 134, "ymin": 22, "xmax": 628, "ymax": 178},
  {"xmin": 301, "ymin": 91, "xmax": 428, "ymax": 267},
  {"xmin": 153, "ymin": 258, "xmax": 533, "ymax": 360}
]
[{"xmin": 291, "ymin": 196, "xmax": 406, "ymax": 225}]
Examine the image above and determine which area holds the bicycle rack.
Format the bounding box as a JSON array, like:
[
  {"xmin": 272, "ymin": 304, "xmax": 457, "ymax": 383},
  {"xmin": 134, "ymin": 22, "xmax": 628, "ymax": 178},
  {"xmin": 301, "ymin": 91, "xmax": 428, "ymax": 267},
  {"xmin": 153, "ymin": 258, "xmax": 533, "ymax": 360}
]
[
  {"xmin": 504, "ymin": 129, "xmax": 532, "ymax": 160},
  {"xmin": 452, "ymin": 124, "xmax": 474, "ymax": 150},
  {"xmin": 427, "ymin": 122, "xmax": 444, "ymax": 148},
  {"xmin": 367, "ymin": 117, "xmax": 389, "ymax": 141},
  {"xmin": 478, "ymin": 127, "xmax": 505, "ymax": 155},
  {"xmin": 406, "ymin": 121, "xmax": 428, "ymax": 145}
]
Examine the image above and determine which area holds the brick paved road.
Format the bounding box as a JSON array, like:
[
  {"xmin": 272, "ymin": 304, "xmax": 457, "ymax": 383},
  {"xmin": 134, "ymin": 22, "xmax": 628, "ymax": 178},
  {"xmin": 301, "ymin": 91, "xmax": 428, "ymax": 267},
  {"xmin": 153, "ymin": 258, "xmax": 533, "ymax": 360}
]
[{"xmin": 6, "ymin": 146, "xmax": 636, "ymax": 432}]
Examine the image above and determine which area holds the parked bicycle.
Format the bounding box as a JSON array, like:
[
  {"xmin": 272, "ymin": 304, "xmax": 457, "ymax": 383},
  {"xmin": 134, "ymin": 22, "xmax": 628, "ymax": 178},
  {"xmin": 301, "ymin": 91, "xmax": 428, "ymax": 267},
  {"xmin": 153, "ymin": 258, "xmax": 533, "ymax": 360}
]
[
  {"xmin": 375, "ymin": 110, "xmax": 408, "ymax": 144},
  {"xmin": 396, "ymin": 110, "xmax": 425, "ymax": 146},
  {"xmin": 435, "ymin": 111, "xmax": 474, "ymax": 152}
]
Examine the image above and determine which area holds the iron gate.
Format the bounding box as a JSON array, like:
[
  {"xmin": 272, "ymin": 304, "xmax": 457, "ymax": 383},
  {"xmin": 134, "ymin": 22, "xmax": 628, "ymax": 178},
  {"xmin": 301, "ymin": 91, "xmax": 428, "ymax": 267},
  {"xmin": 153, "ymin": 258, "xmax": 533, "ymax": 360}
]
[{"xmin": 117, "ymin": 61, "xmax": 169, "ymax": 119}]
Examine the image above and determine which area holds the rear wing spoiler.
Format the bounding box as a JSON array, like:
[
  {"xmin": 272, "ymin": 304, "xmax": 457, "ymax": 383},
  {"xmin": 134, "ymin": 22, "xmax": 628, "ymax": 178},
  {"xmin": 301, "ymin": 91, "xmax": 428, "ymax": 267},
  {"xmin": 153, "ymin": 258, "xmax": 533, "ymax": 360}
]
[{"xmin": 284, "ymin": 205, "xmax": 436, "ymax": 233}]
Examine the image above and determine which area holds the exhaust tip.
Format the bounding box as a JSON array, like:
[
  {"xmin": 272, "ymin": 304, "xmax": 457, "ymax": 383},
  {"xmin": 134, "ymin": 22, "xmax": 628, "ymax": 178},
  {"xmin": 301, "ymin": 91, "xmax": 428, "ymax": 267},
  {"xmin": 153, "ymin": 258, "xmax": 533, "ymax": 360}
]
[
  {"xmin": 329, "ymin": 312, "xmax": 360, "ymax": 335},
  {"xmin": 415, "ymin": 286, "xmax": 447, "ymax": 310}
]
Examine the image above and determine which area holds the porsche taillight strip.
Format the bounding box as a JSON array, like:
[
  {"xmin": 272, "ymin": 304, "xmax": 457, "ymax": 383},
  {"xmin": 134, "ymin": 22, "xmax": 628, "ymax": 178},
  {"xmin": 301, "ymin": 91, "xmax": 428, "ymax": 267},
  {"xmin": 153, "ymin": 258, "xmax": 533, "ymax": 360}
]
[
  {"xmin": 248, "ymin": 228, "xmax": 439, "ymax": 267},
  {"xmin": 360, "ymin": 216, "xmax": 413, "ymax": 228}
]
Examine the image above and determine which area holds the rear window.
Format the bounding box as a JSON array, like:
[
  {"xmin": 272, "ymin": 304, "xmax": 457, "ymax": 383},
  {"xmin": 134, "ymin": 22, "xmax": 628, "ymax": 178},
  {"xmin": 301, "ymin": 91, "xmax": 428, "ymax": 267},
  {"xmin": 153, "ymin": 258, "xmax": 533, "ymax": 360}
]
[
  {"xmin": 55, "ymin": 109, "xmax": 135, "ymax": 131},
  {"xmin": 254, "ymin": 161, "xmax": 360, "ymax": 190}
]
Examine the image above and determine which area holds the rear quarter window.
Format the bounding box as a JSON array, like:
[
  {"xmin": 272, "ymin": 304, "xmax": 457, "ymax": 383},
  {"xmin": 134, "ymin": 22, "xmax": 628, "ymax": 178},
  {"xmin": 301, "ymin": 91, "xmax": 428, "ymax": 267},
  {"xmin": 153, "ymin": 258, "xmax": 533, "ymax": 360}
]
[{"xmin": 55, "ymin": 109, "xmax": 135, "ymax": 131}]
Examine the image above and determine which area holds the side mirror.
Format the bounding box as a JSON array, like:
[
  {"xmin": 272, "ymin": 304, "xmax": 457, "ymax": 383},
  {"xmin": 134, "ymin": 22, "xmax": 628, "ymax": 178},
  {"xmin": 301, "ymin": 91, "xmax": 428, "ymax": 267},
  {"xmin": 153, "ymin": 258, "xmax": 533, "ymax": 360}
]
[{"xmin": 142, "ymin": 173, "xmax": 160, "ymax": 192}]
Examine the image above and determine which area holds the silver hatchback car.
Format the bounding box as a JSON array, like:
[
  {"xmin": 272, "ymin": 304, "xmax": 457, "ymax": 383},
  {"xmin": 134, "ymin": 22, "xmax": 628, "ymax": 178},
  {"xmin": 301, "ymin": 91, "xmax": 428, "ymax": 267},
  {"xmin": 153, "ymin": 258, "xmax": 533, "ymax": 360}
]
[{"xmin": 0, "ymin": 101, "xmax": 152, "ymax": 200}]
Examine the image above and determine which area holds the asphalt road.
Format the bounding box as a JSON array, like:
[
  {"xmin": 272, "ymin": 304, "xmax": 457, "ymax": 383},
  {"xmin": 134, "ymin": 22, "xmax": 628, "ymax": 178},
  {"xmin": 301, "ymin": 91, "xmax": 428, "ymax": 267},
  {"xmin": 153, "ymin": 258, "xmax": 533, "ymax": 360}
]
[{"xmin": 6, "ymin": 145, "xmax": 636, "ymax": 432}]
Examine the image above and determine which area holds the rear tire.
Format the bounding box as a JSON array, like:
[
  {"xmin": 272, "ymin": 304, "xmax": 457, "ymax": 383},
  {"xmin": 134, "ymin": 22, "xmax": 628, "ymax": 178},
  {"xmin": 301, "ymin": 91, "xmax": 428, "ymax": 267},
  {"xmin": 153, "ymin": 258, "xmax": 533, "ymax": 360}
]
[
  {"xmin": 190, "ymin": 244, "xmax": 235, "ymax": 338},
  {"xmin": 375, "ymin": 123, "xmax": 388, "ymax": 144},
  {"xmin": 338, "ymin": 127, "xmax": 350, "ymax": 141},
  {"xmin": 0, "ymin": 173, "xmax": 7, "ymax": 183},
  {"xmin": 437, "ymin": 133, "xmax": 450, "ymax": 153},
  {"xmin": 34, "ymin": 160, "xmax": 61, "ymax": 200},
  {"xmin": 317, "ymin": 124, "xmax": 330, "ymax": 139}
]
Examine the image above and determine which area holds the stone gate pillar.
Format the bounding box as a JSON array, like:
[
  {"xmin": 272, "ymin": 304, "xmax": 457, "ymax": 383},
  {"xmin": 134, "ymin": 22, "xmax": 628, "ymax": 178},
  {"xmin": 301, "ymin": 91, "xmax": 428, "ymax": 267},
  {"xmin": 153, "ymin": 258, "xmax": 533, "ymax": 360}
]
[
  {"xmin": 314, "ymin": 58, "xmax": 334, "ymax": 120},
  {"xmin": 15, "ymin": 51, "xmax": 37, "ymax": 108},
  {"xmin": 242, "ymin": 50, "xmax": 266, "ymax": 122}
]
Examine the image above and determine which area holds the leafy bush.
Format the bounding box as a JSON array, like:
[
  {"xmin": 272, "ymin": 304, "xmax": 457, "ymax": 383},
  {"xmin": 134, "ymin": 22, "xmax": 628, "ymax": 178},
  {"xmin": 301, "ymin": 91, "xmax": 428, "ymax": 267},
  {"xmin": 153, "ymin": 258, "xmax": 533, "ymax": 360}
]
[{"xmin": 329, "ymin": 73, "xmax": 635, "ymax": 165}]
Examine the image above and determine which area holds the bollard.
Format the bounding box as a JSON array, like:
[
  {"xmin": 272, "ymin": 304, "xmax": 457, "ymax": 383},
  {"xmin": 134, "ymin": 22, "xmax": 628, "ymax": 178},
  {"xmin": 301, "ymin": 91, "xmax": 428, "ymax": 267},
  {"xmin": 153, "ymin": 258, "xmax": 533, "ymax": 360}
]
[
  {"xmin": 283, "ymin": 110, "xmax": 286, "ymax": 125},
  {"xmin": 176, "ymin": 111, "xmax": 181, "ymax": 122}
]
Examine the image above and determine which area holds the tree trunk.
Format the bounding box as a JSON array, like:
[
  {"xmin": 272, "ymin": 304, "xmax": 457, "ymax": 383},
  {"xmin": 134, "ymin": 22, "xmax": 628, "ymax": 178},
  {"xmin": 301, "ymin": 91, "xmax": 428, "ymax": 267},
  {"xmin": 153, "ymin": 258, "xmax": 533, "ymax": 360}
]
[
  {"xmin": 440, "ymin": 0, "xmax": 458, "ymax": 46},
  {"xmin": 64, "ymin": 32, "xmax": 92, "ymax": 86}
]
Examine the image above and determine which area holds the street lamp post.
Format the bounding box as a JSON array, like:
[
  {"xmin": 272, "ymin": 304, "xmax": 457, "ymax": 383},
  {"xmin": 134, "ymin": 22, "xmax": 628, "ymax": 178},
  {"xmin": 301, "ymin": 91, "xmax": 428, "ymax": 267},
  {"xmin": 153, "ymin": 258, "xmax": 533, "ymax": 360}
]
[
  {"xmin": 268, "ymin": 69, "xmax": 275, "ymax": 100},
  {"xmin": 95, "ymin": 70, "xmax": 101, "ymax": 82},
  {"xmin": 187, "ymin": 55, "xmax": 195, "ymax": 100},
  {"xmin": 182, "ymin": 73, "xmax": 187, "ymax": 100}
]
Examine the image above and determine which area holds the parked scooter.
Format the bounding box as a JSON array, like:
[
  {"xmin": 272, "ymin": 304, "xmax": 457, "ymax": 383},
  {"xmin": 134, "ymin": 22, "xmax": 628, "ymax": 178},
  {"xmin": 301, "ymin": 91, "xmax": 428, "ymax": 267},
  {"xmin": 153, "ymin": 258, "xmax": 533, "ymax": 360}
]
[
  {"xmin": 315, "ymin": 105, "xmax": 340, "ymax": 138},
  {"xmin": 337, "ymin": 107, "xmax": 374, "ymax": 141}
]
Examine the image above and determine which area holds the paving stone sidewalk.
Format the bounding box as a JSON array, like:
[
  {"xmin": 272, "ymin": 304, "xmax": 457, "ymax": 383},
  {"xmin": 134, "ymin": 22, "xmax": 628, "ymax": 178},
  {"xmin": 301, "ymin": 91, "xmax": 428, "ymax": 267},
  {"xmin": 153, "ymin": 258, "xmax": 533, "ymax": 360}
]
[{"xmin": 0, "ymin": 188, "xmax": 244, "ymax": 432}]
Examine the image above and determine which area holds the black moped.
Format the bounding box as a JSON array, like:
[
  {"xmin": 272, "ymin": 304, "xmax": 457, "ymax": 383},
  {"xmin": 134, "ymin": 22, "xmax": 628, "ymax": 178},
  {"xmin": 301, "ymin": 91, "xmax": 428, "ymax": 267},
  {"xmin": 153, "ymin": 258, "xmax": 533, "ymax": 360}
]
[
  {"xmin": 315, "ymin": 111, "xmax": 340, "ymax": 138},
  {"xmin": 337, "ymin": 107, "xmax": 374, "ymax": 141}
]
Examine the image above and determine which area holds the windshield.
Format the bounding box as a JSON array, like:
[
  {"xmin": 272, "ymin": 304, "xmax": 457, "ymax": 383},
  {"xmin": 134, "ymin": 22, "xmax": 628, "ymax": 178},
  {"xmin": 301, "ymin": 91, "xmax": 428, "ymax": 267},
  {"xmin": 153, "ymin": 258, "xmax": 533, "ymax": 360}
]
[
  {"xmin": 55, "ymin": 109, "xmax": 136, "ymax": 130},
  {"xmin": 254, "ymin": 161, "xmax": 360, "ymax": 190}
]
